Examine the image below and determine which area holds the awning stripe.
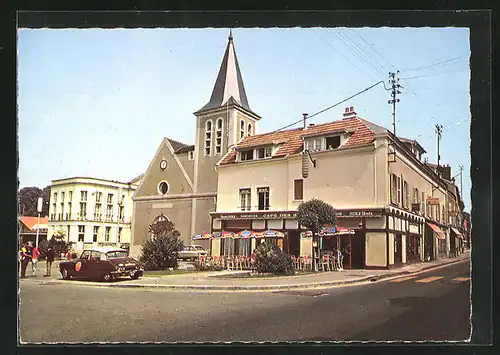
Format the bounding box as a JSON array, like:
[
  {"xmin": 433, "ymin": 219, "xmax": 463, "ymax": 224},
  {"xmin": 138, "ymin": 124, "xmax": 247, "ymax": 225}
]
[
  {"xmin": 451, "ymin": 227, "xmax": 463, "ymax": 239},
  {"xmin": 427, "ymin": 222, "xmax": 446, "ymax": 240}
]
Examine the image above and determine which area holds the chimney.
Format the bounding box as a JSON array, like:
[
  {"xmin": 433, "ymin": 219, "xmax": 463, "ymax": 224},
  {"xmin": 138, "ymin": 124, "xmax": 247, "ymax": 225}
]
[{"xmin": 342, "ymin": 106, "xmax": 357, "ymax": 119}]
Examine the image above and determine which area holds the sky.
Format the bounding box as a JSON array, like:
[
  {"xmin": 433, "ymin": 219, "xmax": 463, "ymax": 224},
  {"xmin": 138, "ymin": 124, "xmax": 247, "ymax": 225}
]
[{"xmin": 18, "ymin": 27, "xmax": 471, "ymax": 211}]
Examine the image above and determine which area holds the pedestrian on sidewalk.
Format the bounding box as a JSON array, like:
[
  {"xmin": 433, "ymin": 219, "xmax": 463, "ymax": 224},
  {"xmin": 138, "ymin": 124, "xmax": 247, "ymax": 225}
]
[
  {"xmin": 66, "ymin": 249, "xmax": 72, "ymax": 261},
  {"xmin": 45, "ymin": 247, "xmax": 55, "ymax": 277},
  {"xmin": 20, "ymin": 243, "xmax": 31, "ymax": 278},
  {"xmin": 31, "ymin": 245, "xmax": 40, "ymax": 276}
]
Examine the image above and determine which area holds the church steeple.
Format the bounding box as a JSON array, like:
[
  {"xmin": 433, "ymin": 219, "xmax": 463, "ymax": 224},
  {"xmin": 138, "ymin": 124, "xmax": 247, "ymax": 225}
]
[{"xmin": 196, "ymin": 30, "xmax": 256, "ymax": 115}]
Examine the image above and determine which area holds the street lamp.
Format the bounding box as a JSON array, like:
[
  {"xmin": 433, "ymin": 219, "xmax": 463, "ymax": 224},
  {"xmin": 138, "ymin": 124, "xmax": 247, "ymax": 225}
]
[{"xmin": 36, "ymin": 197, "xmax": 43, "ymax": 247}]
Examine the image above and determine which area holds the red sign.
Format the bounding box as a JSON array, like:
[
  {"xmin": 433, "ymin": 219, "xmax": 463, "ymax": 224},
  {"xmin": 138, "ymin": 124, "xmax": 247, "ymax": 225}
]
[{"xmin": 75, "ymin": 262, "xmax": 82, "ymax": 272}]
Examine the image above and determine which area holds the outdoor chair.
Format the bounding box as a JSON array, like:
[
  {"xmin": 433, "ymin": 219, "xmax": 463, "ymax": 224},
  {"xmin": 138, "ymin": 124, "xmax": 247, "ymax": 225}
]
[
  {"xmin": 291, "ymin": 256, "xmax": 301, "ymax": 270},
  {"xmin": 321, "ymin": 255, "xmax": 331, "ymax": 272},
  {"xmin": 302, "ymin": 255, "xmax": 312, "ymax": 271}
]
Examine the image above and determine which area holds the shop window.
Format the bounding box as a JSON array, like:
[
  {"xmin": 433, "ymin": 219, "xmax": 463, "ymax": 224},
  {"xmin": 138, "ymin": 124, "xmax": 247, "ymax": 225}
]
[
  {"xmin": 93, "ymin": 226, "xmax": 98, "ymax": 242},
  {"xmin": 326, "ymin": 135, "xmax": 341, "ymax": 149},
  {"xmin": 247, "ymin": 123, "xmax": 252, "ymax": 136},
  {"xmin": 294, "ymin": 179, "xmax": 303, "ymax": 200},
  {"xmin": 238, "ymin": 239, "xmax": 251, "ymax": 256},
  {"xmin": 239, "ymin": 188, "xmax": 251, "ymax": 211},
  {"xmin": 221, "ymin": 238, "xmax": 235, "ymax": 256},
  {"xmin": 257, "ymin": 187, "xmax": 270, "ymax": 210}
]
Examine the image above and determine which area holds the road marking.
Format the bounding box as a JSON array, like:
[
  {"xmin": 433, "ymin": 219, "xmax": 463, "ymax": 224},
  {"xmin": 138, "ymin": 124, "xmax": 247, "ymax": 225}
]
[
  {"xmin": 451, "ymin": 277, "xmax": 470, "ymax": 283},
  {"xmin": 415, "ymin": 276, "xmax": 444, "ymax": 283},
  {"xmin": 389, "ymin": 276, "xmax": 418, "ymax": 283}
]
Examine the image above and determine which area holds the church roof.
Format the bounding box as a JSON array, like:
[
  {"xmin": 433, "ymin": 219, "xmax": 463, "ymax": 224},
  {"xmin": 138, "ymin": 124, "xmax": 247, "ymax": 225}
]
[
  {"xmin": 166, "ymin": 138, "xmax": 190, "ymax": 152},
  {"xmin": 195, "ymin": 31, "xmax": 256, "ymax": 116}
]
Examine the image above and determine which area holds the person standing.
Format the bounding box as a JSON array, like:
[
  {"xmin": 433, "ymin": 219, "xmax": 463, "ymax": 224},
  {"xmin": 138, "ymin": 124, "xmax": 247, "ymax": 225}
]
[
  {"xmin": 31, "ymin": 245, "xmax": 40, "ymax": 276},
  {"xmin": 20, "ymin": 243, "xmax": 31, "ymax": 278},
  {"xmin": 45, "ymin": 247, "xmax": 55, "ymax": 277}
]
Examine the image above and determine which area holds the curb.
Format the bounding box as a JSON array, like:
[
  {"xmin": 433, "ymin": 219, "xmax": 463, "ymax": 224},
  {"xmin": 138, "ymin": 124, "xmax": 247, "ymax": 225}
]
[{"xmin": 27, "ymin": 257, "xmax": 469, "ymax": 292}]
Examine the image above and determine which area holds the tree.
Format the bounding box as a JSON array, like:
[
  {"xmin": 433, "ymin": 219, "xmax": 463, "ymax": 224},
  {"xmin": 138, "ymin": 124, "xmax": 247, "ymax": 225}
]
[
  {"xmin": 39, "ymin": 235, "xmax": 70, "ymax": 260},
  {"xmin": 18, "ymin": 186, "xmax": 50, "ymax": 217},
  {"xmin": 296, "ymin": 198, "xmax": 337, "ymax": 271},
  {"xmin": 139, "ymin": 215, "xmax": 184, "ymax": 270}
]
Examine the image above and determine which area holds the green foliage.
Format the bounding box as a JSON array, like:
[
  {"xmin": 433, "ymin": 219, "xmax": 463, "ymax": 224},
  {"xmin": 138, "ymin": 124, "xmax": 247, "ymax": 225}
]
[
  {"xmin": 39, "ymin": 236, "xmax": 69, "ymax": 260},
  {"xmin": 255, "ymin": 241, "xmax": 295, "ymax": 275},
  {"xmin": 193, "ymin": 263, "xmax": 225, "ymax": 272},
  {"xmin": 296, "ymin": 198, "xmax": 337, "ymax": 235},
  {"xmin": 140, "ymin": 218, "xmax": 184, "ymax": 270},
  {"xmin": 18, "ymin": 186, "xmax": 50, "ymax": 217}
]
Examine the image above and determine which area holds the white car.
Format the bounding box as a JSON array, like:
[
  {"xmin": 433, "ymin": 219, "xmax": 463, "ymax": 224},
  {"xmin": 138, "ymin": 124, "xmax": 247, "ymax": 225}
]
[{"xmin": 177, "ymin": 245, "xmax": 207, "ymax": 261}]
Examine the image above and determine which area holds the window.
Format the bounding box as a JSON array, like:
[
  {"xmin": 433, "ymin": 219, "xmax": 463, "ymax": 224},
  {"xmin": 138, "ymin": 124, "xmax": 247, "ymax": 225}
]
[
  {"xmin": 240, "ymin": 120, "xmax": 245, "ymax": 139},
  {"xmin": 91, "ymin": 251, "xmax": 102, "ymax": 261},
  {"xmin": 95, "ymin": 191, "xmax": 102, "ymax": 203},
  {"xmin": 396, "ymin": 176, "xmax": 401, "ymax": 205},
  {"xmin": 118, "ymin": 227, "xmax": 123, "ymax": 243},
  {"xmin": 59, "ymin": 202, "xmax": 64, "ymax": 219},
  {"xmin": 247, "ymin": 123, "xmax": 252, "ymax": 136},
  {"xmin": 390, "ymin": 174, "xmax": 398, "ymax": 204},
  {"xmin": 403, "ymin": 181, "xmax": 409, "ymax": 209},
  {"xmin": 216, "ymin": 118, "xmax": 222, "ymax": 154},
  {"xmin": 240, "ymin": 149, "xmax": 254, "ymax": 161},
  {"xmin": 239, "ymin": 188, "xmax": 251, "ymax": 211},
  {"xmin": 257, "ymin": 187, "xmax": 270, "ymax": 210},
  {"xmin": 326, "ymin": 136, "xmax": 341, "ymax": 149},
  {"xmin": 306, "ymin": 138, "xmax": 322, "ymax": 152},
  {"xmin": 61, "ymin": 192, "xmax": 65, "ymax": 202},
  {"xmin": 80, "ymin": 251, "xmax": 91, "ymax": 260},
  {"xmin": 188, "ymin": 151, "xmax": 194, "ymax": 160},
  {"xmin": 67, "ymin": 225, "xmax": 71, "ymax": 240},
  {"xmin": 105, "ymin": 227, "xmax": 111, "ymax": 242},
  {"xmin": 106, "ymin": 205, "xmax": 113, "ymax": 220},
  {"xmin": 78, "ymin": 225, "xmax": 85, "ymax": 242},
  {"xmin": 93, "ymin": 226, "xmax": 99, "ymax": 242},
  {"xmin": 119, "ymin": 206, "xmax": 124, "ymax": 221},
  {"xmin": 238, "ymin": 239, "xmax": 251, "ymax": 256},
  {"xmin": 421, "ymin": 192, "xmax": 425, "ymax": 214},
  {"xmin": 68, "ymin": 191, "xmax": 73, "ymax": 201},
  {"xmin": 80, "ymin": 191, "xmax": 87, "ymax": 202},
  {"xmin": 256, "ymin": 147, "xmax": 272, "ymax": 159},
  {"xmin": 53, "ymin": 193, "xmax": 58, "ymax": 203},
  {"xmin": 221, "ymin": 238, "xmax": 235, "ymax": 256},
  {"xmin": 107, "ymin": 193, "xmax": 113, "ymax": 204},
  {"xmin": 158, "ymin": 181, "xmax": 169, "ymax": 195},
  {"xmin": 205, "ymin": 120, "xmax": 212, "ymax": 156},
  {"xmin": 294, "ymin": 179, "xmax": 304, "ymax": 200},
  {"xmin": 79, "ymin": 201, "xmax": 87, "ymax": 218}
]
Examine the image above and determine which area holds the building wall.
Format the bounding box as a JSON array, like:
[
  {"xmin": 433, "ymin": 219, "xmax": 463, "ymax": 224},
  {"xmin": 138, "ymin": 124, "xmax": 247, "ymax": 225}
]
[
  {"xmin": 47, "ymin": 178, "xmax": 136, "ymax": 250},
  {"xmin": 365, "ymin": 232, "xmax": 386, "ymax": 267},
  {"xmin": 217, "ymin": 144, "xmax": 386, "ymax": 212}
]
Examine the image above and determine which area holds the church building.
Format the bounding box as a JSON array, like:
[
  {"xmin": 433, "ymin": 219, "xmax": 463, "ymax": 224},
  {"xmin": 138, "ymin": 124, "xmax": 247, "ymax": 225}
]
[{"xmin": 130, "ymin": 32, "xmax": 261, "ymax": 257}]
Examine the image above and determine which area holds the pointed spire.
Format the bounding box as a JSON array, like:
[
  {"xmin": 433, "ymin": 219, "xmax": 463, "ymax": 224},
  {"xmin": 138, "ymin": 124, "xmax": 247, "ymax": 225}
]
[{"xmin": 196, "ymin": 31, "xmax": 256, "ymax": 115}]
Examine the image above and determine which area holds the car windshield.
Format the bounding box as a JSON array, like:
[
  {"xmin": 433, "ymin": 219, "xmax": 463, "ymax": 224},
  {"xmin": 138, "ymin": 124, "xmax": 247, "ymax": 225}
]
[
  {"xmin": 182, "ymin": 246, "xmax": 193, "ymax": 251},
  {"xmin": 195, "ymin": 246, "xmax": 205, "ymax": 251},
  {"xmin": 106, "ymin": 251, "xmax": 128, "ymax": 259}
]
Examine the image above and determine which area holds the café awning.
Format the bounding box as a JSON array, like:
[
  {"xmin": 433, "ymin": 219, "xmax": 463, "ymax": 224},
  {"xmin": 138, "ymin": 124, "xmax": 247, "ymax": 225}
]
[
  {"xmin": 451, "ymin": 227, "xmax": 463, "ymax": 239},
  {"xmin": 212, "ymin": 230, "xmax": 234, "ymax": 238},
  {"xmin": 192, "ymin": 232, "xmax": 211, "ymax": 240},
  {"xmin": 255, "ymin": 230, "xmax": 284, "ymax": 238},
  {"xmin": 235, "ymin": 230, "xmax": 255, "ymax": 239},
  {"xmin": 427, "ymin": 223, "xmax": 446, "ymax": 240},
  {"xmin": 319, "ymin": 226, "xmax": 355, "ymax": 236}
]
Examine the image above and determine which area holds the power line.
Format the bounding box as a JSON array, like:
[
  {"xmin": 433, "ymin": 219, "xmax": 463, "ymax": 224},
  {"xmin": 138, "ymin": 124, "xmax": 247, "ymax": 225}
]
[
  {"xmin": 348, "ymin": 29, "xmax": 396, "ymax": 70},
  {"xmin": 402, "ymin": 68, "xmax": 468, "ymax": 80},
  {"xmin": 338, "ymin": 28, "xmax": 386, "ymax": 73},
  {"xmin": 401, "ymin": 56, "xmax": 466, "ymax": 72},
  {"xmin": 271, "ymin": 80, "xmax": 388, "ymax": 133}
]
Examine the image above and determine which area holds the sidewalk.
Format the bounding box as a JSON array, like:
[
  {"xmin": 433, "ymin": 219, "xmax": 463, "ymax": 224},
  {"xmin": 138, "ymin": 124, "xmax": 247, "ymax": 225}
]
[{"xmin": 26, "ymin": 251, "xmax": 470, "ymax": 292}]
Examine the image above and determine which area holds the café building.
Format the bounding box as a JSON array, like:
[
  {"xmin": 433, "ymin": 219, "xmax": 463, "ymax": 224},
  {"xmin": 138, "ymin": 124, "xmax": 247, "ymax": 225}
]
[{"xmin": 209, "ymin": 107, "xmax": 457, "ymax": 269}]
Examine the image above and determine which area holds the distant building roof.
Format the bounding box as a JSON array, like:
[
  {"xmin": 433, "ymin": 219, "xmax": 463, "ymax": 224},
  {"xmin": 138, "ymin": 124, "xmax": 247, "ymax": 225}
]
[{"xmin": 19, "ymin": 216, "xmax": 49, "ymax": 231}]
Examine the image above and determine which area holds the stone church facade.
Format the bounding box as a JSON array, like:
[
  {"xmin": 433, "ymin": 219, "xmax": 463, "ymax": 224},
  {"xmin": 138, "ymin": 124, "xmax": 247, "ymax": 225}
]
[{"xmin": 130, "ymin": 32, "xmax": 261, "ymax": 257}]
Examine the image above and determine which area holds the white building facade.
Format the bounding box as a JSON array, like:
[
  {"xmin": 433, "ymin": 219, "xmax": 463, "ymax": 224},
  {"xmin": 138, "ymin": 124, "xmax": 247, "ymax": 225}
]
[{"xmin": 47, "ymin": 176, "xmax": 140, "ymax": 251}]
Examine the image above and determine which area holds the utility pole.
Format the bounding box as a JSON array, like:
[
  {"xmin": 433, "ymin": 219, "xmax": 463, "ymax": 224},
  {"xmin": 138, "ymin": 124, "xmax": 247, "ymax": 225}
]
[
  {"xmin": 435, "ymin": 124, "xmax": 443, "ymax": 168},
  {"xmin": 388, "ymin": 71, "xmax": 402, "ymax": 136},
  {"xmin": 458, "ymin": 164, "xmax": 464, "ymax": 198}
]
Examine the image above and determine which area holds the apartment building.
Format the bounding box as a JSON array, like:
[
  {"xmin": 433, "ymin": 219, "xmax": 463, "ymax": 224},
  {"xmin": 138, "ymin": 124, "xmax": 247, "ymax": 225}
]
[{"xmin": 48, "ymin": 176, "xmax": 141, "ymax": 251}]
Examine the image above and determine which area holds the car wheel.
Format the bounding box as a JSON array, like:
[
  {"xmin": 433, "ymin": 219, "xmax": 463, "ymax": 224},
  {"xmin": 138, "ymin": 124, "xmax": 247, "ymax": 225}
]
[
  {"xmin": 130, "ymin": 274, "xmax": 139, "ymax": 280},
  {"xmin": 61, "ymin": 268, "xmax": 70, "ymax": 280},
  {"xmin": 103, "ymin": 273, "xmax": 113, "ymax": 282}
]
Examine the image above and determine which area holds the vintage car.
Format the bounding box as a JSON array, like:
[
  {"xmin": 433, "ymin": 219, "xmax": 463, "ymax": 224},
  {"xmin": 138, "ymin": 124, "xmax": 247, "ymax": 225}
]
[
  {"xmin": 59, "ymin": 247, "xmax": 144, "ymax": 282},
  {"xmin": 177, "ymin": 245, "xmax": 207, "ymax": 261}
]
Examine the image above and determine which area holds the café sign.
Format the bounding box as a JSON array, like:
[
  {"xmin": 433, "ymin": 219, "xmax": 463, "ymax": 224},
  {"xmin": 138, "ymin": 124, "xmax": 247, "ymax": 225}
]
[
  {"xmin": 217, "ymin": 212, "xmax": 297, "ymax": 220},
  {"xmin": 336, "ymin": 210, "xmax": 383, "ymax": 218}
]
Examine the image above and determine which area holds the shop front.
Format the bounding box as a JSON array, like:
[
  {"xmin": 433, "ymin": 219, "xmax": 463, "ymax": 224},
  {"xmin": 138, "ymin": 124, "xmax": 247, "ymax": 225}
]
[
  {"xmin": 450, "ymin": 227, "xmax": 464, "ymax": 256},
  {"xmin": 426, "ymin": 222, "xmax": 447, "ymax": 260}
]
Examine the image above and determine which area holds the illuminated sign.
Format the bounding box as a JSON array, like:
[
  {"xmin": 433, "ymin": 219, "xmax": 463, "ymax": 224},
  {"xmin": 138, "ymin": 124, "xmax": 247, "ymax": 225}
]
[{"xmin": 216, "ymin": 212, "xmax": 297, "ymax": 220}]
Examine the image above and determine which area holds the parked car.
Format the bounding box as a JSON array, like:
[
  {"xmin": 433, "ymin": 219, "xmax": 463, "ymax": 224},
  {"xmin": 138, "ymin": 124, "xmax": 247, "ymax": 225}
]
[
  {"xmin": 177, "ymin": 245, "xmax": 207, "ymax": 261},
  {"xmin": 59, "ymin": 247, "xmax": 144, "ymax": 282}
]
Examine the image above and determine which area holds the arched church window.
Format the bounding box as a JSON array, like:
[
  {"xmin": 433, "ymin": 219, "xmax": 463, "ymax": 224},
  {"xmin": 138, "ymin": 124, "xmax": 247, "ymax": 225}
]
[
  {"xmin": 240, "ymin": 120, "xmax": 245, "ymax": 139},
  {"xmin": 205, "ymin": 120, "xmax": 213, "ymax": 156},
  {"xmin": 247, "ymin": 123, "xmax": 252, "ymax": 136},
  {"xmin": 215, "ymin": 118, "xmax": 223, "ymax": 154}
]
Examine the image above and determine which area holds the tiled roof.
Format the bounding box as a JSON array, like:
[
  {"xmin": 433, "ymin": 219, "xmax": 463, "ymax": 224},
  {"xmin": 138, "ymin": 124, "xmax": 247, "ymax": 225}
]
[
  {"xmin": 166, "ymin": 138, "xmax": 191, "ymax": 152},
  {"xmin": 220, "ymin": 117, "xmax": 381, "ymax": 165},
  {"xmin": 19, "ymin": 216, "xmax": 49, "ymax": 231},
  {"xmin": 175, "ymin": 145, "xmax": 195, "ymax": 154}
]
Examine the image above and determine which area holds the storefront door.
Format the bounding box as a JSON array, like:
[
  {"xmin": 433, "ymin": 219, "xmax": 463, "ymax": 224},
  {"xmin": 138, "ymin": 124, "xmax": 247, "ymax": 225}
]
[
  {"xmin": 350, "ymin": 231, "xmax": 364, "ymax": 269},
  {"xmin": 394, "ymin": 234, "xmax": 403, "ymax": 265}
]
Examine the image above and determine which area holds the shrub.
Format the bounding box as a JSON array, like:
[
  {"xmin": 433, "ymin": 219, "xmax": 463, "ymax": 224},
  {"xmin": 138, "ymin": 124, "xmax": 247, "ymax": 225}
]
[
  {"xmin": 255, "ymin": 241, "xmax": 295, "ymax": 275},
  {"xmin": 193, "ymin": 263, "xmax": 225, "ymax": 272},
  {"xmin": 140, "ymin": 233, "xmax": 184, "ymax": 271},
  {"xmin": 39, "ymin": 236, "xmax": 69, "ymax": 260}
]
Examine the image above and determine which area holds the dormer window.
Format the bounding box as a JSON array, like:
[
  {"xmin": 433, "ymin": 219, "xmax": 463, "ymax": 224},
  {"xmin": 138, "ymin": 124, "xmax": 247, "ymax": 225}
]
[
  {"xmin": 240, "ymin": 149, "xmax": 254, "ymax": 161},
  {"xmin": 256, "ymin": 147, "xmax": 272, "ymax": 159},
  {"xmin": 306, "ymin": 138, "xmax": 323, "ymax": 152},
  {"xmin": 326, "ymin": 135, "xmax": 341, "ymax": 149}
]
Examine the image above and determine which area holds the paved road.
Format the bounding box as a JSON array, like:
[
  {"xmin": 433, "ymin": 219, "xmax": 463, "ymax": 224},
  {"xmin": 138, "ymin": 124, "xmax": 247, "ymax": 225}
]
[{"xmin": 19, "ymin": 260, "xmax": 470, "ymax": 343}]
